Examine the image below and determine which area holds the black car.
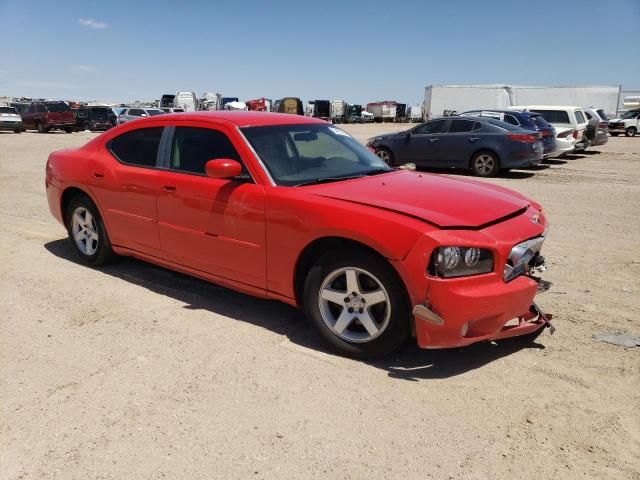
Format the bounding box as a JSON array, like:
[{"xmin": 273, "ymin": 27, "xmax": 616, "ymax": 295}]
[
  {"xmin": 367, "ymin": 116, "xmax": 544, "ymax": 177},
  {"xmin": 74, "ymin": 106, "xmax": 116, "ymax": 131}
]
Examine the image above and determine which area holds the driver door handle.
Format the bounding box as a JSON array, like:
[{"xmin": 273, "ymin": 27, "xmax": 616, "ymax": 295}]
[
  {"xmin": 468, "ymin": 137, "xmax": 480, "ymax": 142},
  {"xmin": 429, "ymin": 138, "xmax": 439, "ymax": 143},
  {"xmin": 162, "ymin": 185, "xmax": 177, "ymax": 192}
]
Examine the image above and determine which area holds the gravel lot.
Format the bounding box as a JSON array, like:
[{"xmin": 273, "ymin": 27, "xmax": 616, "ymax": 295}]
[{"xmin": 1, "ymin": 125, "xmax": 639, "ymax": 479}]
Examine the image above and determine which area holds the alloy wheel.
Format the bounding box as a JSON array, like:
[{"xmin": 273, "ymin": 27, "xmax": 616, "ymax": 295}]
[
  {"xmin": 71, "ymin": 206, "xmax": 99, "ymax": 256},
  {"xmin": 318, "ymin": 267, "xmax": 391, "ymax": 343},
  {"xmin": 474, "ymin": 154, "xmax": 495, "ymax": 175},
  {"xmin": 376, "ymin": 149, "xmax": 391, "ymax": 165}
]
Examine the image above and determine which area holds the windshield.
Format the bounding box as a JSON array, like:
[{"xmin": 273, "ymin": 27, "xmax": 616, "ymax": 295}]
[
  {"xmin": 241, "ymin": 124, "xmax": 392, "ymax": 186},
  {"xmin": 620, "ymin": 110, "xmax": 640, "ymax": 119},
  {"xmin": 146, "ymin": 109, "xmax": 164, "ymax": 116},
  {"xmin": 529, "ymin": 114, "xmax": 552, "ymax": 130},
  {"xmin": 0, "ymin": 107, "xmax": 17, "ymax": 114},
  {"xmin": 46, "ymin": 102, "xmax": 71, "ymax": 113}
]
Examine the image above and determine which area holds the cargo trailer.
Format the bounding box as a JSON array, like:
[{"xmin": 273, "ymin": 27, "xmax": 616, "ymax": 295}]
[
  {"xmin": 277, "ymin": 97, "xmax": 304, "ymax": 115},
  {"xmin": 330, "ymin": 100, "xmax": 347, "ymax": 123}
]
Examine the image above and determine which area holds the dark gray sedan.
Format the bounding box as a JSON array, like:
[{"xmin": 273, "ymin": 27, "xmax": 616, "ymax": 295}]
[{"xmin": 366, "ymin": 116, "xmax": 544, "ymax": 177}]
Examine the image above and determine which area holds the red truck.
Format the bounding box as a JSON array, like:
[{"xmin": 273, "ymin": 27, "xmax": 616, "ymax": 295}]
[{"xmin": 21, "ymin": 101, "xmax": 76, "ymax": 133}]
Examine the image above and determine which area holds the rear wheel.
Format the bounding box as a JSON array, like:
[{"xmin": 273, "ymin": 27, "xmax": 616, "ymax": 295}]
[
  {"xmin": 625, "ymin": 127, "xmax": 637, "ymax": 137},
  {"xmin": 13, "ymin": 128, "xmax": 22, "ymax": 134},
  {"xmin": 610, "ymin": 133, "xmax": 619, "ymax": 137},
  {"xmin": 303, "ymin": 249, "xmax": 410, "ymax": 358},
  {"xmin": 83, "ymin": 122, "xmax": 91, "ymax": 131},
  {"xmin": 375, "ymin": 147, "xmax": 394, "ymax": 166},
  {"xmin": 65, "ymin": 195, "xmax": 115, "ymax": 266},
  {"xmin": 37, "ymin": 121, "xmax": 46, "ymax": 133},
  {"xmin": 64, "ymin": 127, "xmax": 73, "ymax": 133},
  {"xmin": 470, "ymin": 151, "xmax": 500, "ymax": 177}
]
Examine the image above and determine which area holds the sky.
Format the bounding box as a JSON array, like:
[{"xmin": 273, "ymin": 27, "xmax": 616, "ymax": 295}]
[{"xmin": 0, "ymin": 0, "xmax": 638, "ymax": 105}]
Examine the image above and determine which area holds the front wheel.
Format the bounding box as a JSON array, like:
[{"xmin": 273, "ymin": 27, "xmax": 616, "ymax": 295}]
[
  {"xmin": 610, "ymin": 133, "xmax": 619, "ymax": 137},
  {"xmin": 65, "ymin": 195, "xmax": 115, "ymax": 266},
  {"xmin": 470, "ymin": 151, "xmax": 500, "ymax": 177},
  {"xmin": 375, "ymin": 147, "xmax": 394, "ymax": 166},
  {"xmin": 37, "ymin": 121, "xmax": 47, "ymax": 133},
  {"xmin": 625, "ymin": 127, "xmax": 637, "ymax": 137},
  {"xmin": 303, "ymin": 249, "xmax": 410, "ymax": 358},
  {"xmin": 64, "ymin": 127, "xmax": 74, "ymax": 133}
]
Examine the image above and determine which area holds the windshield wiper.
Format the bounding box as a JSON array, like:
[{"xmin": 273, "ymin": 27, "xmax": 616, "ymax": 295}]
[
  {"xmin": 362, "ymin": 168, "xmax": 391, "ymax": 176},
  {"xmin": 293, "ymin": 175, "xmax": 366, "ymax": 187}
]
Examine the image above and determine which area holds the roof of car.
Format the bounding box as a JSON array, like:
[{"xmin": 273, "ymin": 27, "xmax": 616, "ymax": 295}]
[
  {"xmin": 510, "ymin": 105, "xmax": 584, "ymax": 111},
  {"xmin": 144, "ymin": 111, "xmax": 327, "ymax": 127},
  {"xmin": 461, "ymin": 109, "xmax": 539, "ymax": 116}
]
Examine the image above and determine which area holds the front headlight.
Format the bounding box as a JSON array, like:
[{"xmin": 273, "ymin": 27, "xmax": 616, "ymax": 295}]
[{"xmin": 428, "ymin": 246, "xmax": 494, "ymax": 278}]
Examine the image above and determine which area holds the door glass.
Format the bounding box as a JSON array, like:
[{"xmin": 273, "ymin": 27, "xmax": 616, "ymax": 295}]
[
  {"xmin": 448, "ymin": 119, "xmax": 475, "ymax": 133},
  {"xmin": 413, "ymin": 119, "xmax": 446, "ymax": 134},
  {"xmin": 574, "ymin": 111, "xmax": 586, "ymax": 124},
  {"xmin": 108, "ymin": 127, "xmax": 164, "ymax": 167},
  {"xmin": 503, "ymin": 114, "xmax": 520, "ymax": 126},
  {"xmin": 169, "ymin": 127, "xmax": 246, "ymax": 176}
]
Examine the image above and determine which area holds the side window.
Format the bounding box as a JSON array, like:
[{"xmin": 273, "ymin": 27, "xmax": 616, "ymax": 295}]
[
  {"xmin": 128, "ymin": 109, "xmax": 144, "ymax": 116},
  {"xmin": 575, "ymin": 111, "xmax": 585, "ymax": 124},
  {"xmin": 472, "ymin": 122, "xmax": 483, "ymax": 131},
  {"xmin": 413, "ymin": 119, "xmax": 446, "ymax": 134},
  {"xmin": 77, "ymin": 110, "xmax": 87, "ymax": 119},
  {"xmin": 584, "ymin": 111, "xmax": 592, "ymax": 120},
  {"xmin": 108, "ymin": 127, "xmax": 164, "ymax": 168},
  {"xmin": 447, "ymin": 119, "xmax": 475, "ymax": 133},
  {"xmin": 169, "ymin": 127, "xmax": 244, "ymax": 176},
  {"xmin": 503, "ymin": 114, "xmax": 520, "ymax": 126}
]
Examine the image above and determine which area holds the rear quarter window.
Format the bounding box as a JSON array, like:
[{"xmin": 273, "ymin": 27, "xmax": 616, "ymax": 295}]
[
  {"xmin": 575, "ymin": 111, "xmax": 586, "ymax": 124},
  {"xmin": 108, "ymin": 127, "xmax": 164, "ymax": 168},
  {"xmin": 532, "ymin": 110, "xmax": 570, "ymax": 124}
]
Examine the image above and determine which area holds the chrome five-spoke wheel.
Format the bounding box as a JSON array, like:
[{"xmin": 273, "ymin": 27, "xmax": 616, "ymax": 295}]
[
  {"xmin": 71, "ymin": 206, "xmax": 99, "ymax": 256},
  {"xmin": 318, "ymin": 267, "xmax": 391, "ymax": 343}
]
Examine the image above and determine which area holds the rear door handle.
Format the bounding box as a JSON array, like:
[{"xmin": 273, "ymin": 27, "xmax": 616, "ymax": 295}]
[
  {"xmin": 429, "ymin": 138, "xmax": 439, "ymax": 143},
  {"xmin": 468, "ymin": 137, "xmax": 480, "ymax": 142},
  {"xmin": 91, "ymin": 170, "xmax": 104, "ymax": 178},
  {"xmin": 162, "ymin": 185, "xmax": 177, "ymax": 192}
]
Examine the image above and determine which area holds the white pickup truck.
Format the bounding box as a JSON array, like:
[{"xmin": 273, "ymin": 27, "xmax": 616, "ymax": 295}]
[{"xmin": 608, "ymin": 110, "xmax": 640, "ymax": 137}]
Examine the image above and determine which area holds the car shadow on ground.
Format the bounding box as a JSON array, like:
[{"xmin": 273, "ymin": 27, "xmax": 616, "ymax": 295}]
[
  {"xmin": 44, "ymin": 238, "xmax": 545, "ymax": 380},
  {"xmin": 415, "ymin": 167, "xmax": 537, "ymax": 180}
]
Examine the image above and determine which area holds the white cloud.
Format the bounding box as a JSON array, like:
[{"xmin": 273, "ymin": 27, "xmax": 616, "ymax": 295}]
[{"xmin": 78, "ymin": 18, "xmax": 107, "ymax": 29}]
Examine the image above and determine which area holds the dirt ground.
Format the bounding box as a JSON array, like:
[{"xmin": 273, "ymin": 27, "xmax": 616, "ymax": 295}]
[{"xmin": 1, "ymin": 124, "xmax": 639, "ymax": 480}]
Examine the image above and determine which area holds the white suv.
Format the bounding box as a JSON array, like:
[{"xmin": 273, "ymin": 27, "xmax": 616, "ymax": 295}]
[
  {"xmin": 608, "ymin": 110, "xmax": 640, "ymax": 137},
  {"xmin": 510, "ymin": 105, "xmax": 590, "ymax": 152}
]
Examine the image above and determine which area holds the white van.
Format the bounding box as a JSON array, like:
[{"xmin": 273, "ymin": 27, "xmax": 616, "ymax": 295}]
[
  {"xmin": 510, "ymin": 105, "xmax": 589, "ymax": 152},
  {"xmin": 173, "ymin": 91, "xmax": 198, "ymax": 112}
]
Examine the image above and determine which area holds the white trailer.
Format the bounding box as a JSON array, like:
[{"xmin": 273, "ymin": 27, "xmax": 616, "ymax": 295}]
[
  {"xmin": 423, "ymin": 84, "xmax": 621, "ymax": 120},
  {"xmin": 174, "ymin": 91, "xmax": 198, "ymax": 112},
  {"xmin": 330, "ymin": 100, "xmax": 347, "ymax": 123}
]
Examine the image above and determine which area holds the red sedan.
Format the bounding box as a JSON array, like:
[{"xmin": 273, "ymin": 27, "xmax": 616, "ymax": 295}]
[{"xmin": 46, "ymin": 111, "xmax": 553, "ymax": 358}]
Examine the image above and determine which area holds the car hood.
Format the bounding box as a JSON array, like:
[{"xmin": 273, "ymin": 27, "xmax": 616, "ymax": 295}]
[
  {"xmin": 306, "ymin": 170, "xmax": 531, "ymax": 228},
  {"xmin": 608, "ymin": 118, "xmax": 625, "ymax": 123},
  {"xmin": 368, "ymin": 130, "xmax": 408, "ymax": 141}
]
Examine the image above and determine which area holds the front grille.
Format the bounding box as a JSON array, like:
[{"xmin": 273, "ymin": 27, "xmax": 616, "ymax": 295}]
[{"xmin": 504, "ymin": 236, "xmax": 545, "ymax": 282}]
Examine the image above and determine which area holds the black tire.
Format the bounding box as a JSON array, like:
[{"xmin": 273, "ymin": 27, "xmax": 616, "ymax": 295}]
[
  {"xmin": 65, "ymin": 195, "xmax": 116, "ymax": 266},
  {"xmin": 83, "ymin": 122, "xmax": 91, "ymax": 131},
  {"xmin": 610, "ymin": 133, "xmax": 619, "ymax": 137},
  {"xmin": 64, "ymin": 127, "xmax": 74, "ymax": 133},
  {"xmin": 375, "ymin": 147, "xmax": 394, "ymax": 166},
  {"xmin": 302, "ymin": 248, "xmax": 410, "ymax": 358},
  {"xmin": 625, "ymin": 127, "xmax": 637, "ymax": 137},
  {"xmin": 37, "ymin": 121, "xmax": 46, "ymax": 133},
  {"xmin": 13, "ymin": 128, "xmax": 22, "ymax": 134},
  {"xmin": 470, "ymin": 151, "xmax": 500, "ymax": 177}
]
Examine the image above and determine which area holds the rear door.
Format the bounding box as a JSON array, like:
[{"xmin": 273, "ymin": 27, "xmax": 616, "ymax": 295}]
[
  {"xmin": 437, "ymin": 119, "xmax": 483, "ymax": 167},
  {"xmin": 90, "ymin": 126, "xmax": 165, "ymax": 255},
  {"xmin": 404, "ymin": 119, "xmax": 448, "ymax": 165}
]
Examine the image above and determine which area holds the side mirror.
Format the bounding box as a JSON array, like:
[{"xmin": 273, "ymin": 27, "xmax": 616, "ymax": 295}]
[
  {"xmin": 140, "ymin": 113, "xmax": 147, "ymax": 117},
  {"xmin": 205, "ymin": 158, "xmax": 242, "ymax": 179}
]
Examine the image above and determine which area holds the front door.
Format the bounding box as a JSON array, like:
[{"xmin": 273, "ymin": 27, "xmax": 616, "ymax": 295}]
[
  {"xmin": 404, "ymin": 119, "xmax": 448, "ymax": 166},
  {"xmin": 437, "ymin": 118, "xmax": 483, "ymax": 167},
  {"xmin": 156, "ymin": 125, "xmax": 267, "ymax": 289}
]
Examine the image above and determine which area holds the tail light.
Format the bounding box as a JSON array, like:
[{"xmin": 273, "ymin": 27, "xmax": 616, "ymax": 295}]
[
  {"xmin": 572, "ymin": 130, "xmax": 579, "ymax": 139},
  {"xmin": 541, "ymin": 130, "xmax": 552, "ymax": 137},
  {"xmin": 507, "ymin": 133, "xmax": 536, "ymax": 144},
  {"xmin": 557, "ymin": 130, "xmax": 573, "ymax": 138},
  {"xmin": 598, "ymin": 122, "xmax": 608, "ymax": 129}
]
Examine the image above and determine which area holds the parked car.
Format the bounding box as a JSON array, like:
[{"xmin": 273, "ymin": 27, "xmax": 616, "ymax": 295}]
[
  {"xmin": 549, "ymin": 127, "xmax": 578, "ymax": 158},
  {"xmin": 0, "ymin": 105, "xmax": 25, "ymax": 133},
  {"xmin": 460, "ymin": 110, "xmax": 557, "ymax": 157},
  {"xmin": 74, "ymin": 106, "xmax": 117, "ymax": 131},
  {"xmin": 608, "ymin": 110, "xmax": 640, "ymax": 137},
  {"xmin": 45, "ymin": 111, "xmax": 552, "ymax": 358},
  {"xmin": 117, "ymin": 107, "xmax": 165, "ymax": 124},
  {"xmin": 509, "ymin": 105, "xmax": 589, "ymax": 152},
  {"xmin": 367, "ymin": 116, "xmax": 544, "ymax": 177},
  {"xmin": 582, "ymin": 108, "xmax": 609, "ymax": 146},
  {"xmin": 21, "ymin": 101, "xmax": 76, "ymax": 133}
]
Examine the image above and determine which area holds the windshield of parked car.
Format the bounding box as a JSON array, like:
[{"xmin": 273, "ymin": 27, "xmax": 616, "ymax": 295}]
[
  {"xmin": 531, "ymin": 110, "xmax": 570, "ymax": 124},
  {"xmin": 596, "ymin": 109, "xmax": 608, "ymax": 120},
  {"xmin": 620, "ymin": 110, "xmax": 640, "ymax": 119},
  {"xmin": 0, "ymin": 107, "xmax": 17, "ymax": 114},
  {"xmin": 529, "ymin": 114, "xmax": 552, "ymax": 130},
  {"xmin": 146, "ymin": 109, "xmax": 164, "ymax": 116},
  {"xmin": 241, "ymin": 124, "xmax": 392, "ymax": 186},
  {"xmin": 46, "ymin": 102, "xmax": 71, "ymax": 113}
]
